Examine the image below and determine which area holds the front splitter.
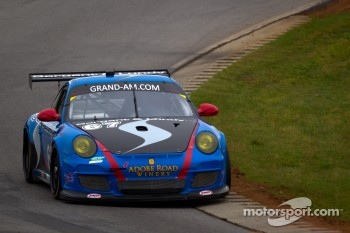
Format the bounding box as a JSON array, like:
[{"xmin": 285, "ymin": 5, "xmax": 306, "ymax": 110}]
[{"xmin": 59, "ymin": 186, "xmax": 229, "ymax": 203}]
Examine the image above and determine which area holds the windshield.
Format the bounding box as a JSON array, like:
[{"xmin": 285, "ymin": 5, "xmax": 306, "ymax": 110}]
[{"xmin": 67, "ymin": 84, "xmax": 194, "ymax": 121}]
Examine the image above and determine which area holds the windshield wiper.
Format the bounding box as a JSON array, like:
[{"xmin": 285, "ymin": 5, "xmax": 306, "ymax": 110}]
[{"xmin": 132, "ymin": 86, "xmax": 139, "ymax": 118}]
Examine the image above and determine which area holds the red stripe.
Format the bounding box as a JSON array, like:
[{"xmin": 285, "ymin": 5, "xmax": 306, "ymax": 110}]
[
  {"xmin": 96, "ymin": 140, "xmax": 126, "ymax": 181},
  {"xmin": 178, "ymin": 124, "xmax": 198, "ymax": 179}
]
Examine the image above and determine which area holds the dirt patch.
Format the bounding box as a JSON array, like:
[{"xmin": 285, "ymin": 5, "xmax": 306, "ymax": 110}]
[{"xmin": 305, "ymin": 0, "xmax": 350, "ymax": 16}]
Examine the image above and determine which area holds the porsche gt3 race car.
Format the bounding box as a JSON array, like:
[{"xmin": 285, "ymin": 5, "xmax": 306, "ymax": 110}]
[{"xmin": 23, "ymin": 70, "xmax": 231, "ymax": 202}]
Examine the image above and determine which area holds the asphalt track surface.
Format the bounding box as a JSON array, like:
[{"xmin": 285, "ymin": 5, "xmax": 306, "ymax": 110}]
[{"xmin": 0, "ymin": 1, "xmax": 321, "ymax": 232}]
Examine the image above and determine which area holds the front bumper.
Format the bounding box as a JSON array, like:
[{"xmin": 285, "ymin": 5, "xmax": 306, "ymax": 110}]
[{"xmin": 59, "ymin": 185, "xmax": 229, "ymax": 202}]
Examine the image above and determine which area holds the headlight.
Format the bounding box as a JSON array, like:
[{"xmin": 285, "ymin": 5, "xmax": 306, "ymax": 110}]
[
  {"xmin": 73, "ymin": 135, "xmax": 97, "ymax": 158},
  {"xmin": 195, "ymin": 132, "xmax": 218, "ymax": 154}
]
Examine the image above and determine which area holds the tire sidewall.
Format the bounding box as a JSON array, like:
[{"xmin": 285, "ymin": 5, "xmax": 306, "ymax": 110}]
[
  {"xmin": 50, "ymin": 145, "xmax": 61, "ymax": 199},
  {"xmin": 23, "ymin": 132, "xmax": 35, "ymax": 183}
]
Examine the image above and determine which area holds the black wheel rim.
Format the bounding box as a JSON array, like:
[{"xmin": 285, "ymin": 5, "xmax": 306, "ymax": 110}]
[{"xmin": 51, "ymin": 155, "xmax": 60, "ymax": 195}]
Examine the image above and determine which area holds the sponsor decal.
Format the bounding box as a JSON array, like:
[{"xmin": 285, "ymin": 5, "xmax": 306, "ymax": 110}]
[
  {"xmin": 82, "ymin": 123, "xmax": 103, "ymax": 131},
  {"xmin": 76, "ymin": 118, "xmax": 187, "ymax": 128},
  {"xmin": 115, "ymin": 70, "xmax": 168, "ymax": 76},
  {"xmin": 199, "ymin": 190, "xmax": 213, "ymax": 196},
  {"xmin": 79, "ymin": 120, "xmax": 121, "ymax": 130},
  {"xmin": 32, "ymin": 73, "xmax": 102, "ymax": 78},
  {"xmin": 89, "ymin": 156, "xmax": 104, "ymax": 164},
  {"xmin": 123, "ymin": 162, "xmax": 129, "ymax": 168},
  {"xmin": 128, "ymin": 165, "xmax": 179, "ymax": 177},
  {"xmin": 89, "ymin": 83, "xmax": 160, "ymax": 93},
  {"xmin": 87, "ymin": 193, "xmax": 102, "ymax": 199},
  {"xmin": 64, "ymin": 172, "xmax": 76, "ymax": 184},
  {"xmin": 148, "ymin": 158, "xmax": 155, "ymax": 165}
]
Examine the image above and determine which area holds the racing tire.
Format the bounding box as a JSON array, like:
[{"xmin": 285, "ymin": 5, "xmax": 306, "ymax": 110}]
[
  {"xmin": 225, "ymin": 151, "xmax": 232, "ymax": 190},
  {"xmin": 50, "ymin": 146, "xmax": 61, "ymax": 200},
  {"xmin": 23, "ymin": 132, "xmax": 36, "ymax": 183}
]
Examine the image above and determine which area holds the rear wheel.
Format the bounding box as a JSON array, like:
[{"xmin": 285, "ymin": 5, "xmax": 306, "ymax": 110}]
[
  {"xmin": 50, "ymin": 147, "xmax": 61, "ymax": 199},
  {"xmin": 23, "ymin": 132, "xmax": 36, "ymax": 183}
]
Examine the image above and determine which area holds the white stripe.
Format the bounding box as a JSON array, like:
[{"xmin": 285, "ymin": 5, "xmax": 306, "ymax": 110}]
[{"xmin": 119, "ymin": 120, "xmax": 171, "ymax": 153}]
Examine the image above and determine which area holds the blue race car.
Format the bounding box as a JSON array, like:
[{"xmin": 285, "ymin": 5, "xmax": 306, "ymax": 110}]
[{"xmin": 23, "ymin": 70, "xmax": 231, "ymax": 201}]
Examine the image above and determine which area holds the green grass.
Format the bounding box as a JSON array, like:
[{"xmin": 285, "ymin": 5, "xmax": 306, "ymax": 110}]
[{"xmin": 190, "ymin": 12, "xmax": 350, "ymax": 221}]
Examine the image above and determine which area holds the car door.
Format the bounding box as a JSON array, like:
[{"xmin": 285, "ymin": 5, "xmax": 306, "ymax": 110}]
[{"xmin": 38, "ymin": 85, "xmax": 68, "ymax": 174}]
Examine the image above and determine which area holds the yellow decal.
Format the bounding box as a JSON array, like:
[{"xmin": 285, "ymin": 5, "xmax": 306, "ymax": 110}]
[
  {"xmin": 149, "ymin": 158, "xmax": 155, "ymax": 165},
  {"xmin": 179, "ymin": 94, "xmax": 186, "ymax": 99},
  {"xmin": 70, "ymin": 96, "xmax": 77, "ymax": 102}
]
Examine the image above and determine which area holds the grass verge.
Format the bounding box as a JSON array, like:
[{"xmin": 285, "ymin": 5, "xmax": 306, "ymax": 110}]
[{"xmin": 190, "ymin": 11, "xmax": 350, "ymax": 222}]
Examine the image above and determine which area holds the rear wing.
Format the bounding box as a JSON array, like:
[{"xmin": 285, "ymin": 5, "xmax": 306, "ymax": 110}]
[{"xmin": 29, "ymin": 69, "xmax": 170, "ymax": 89}]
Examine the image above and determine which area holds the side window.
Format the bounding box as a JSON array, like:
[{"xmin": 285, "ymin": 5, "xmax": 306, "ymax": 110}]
[{"xmin": 52, "ymin": 85, "xmax": 68, "ymax": 114}]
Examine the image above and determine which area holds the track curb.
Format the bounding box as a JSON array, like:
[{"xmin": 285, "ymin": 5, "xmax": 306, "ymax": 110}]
[{"xmin": 171, "ymin": 0, "xmax": 329, "ymax": 76}]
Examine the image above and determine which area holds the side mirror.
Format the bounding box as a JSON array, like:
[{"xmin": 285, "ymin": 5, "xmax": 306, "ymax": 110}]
[
  {"xmin": 197, "ymin": 103, "xmax": 219, "ymax": 117},
  {"xmin": 37, "ymin": 108, "xmax": 60, "ymax": 122}
]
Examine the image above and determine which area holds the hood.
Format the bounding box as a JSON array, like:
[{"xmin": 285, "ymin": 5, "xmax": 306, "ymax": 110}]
[{"xmin": 74, "ymin": 118, "xmax": 197, "ymax": 154}]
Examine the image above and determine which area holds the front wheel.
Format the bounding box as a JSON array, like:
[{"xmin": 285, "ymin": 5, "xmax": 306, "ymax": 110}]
[
  {"xmin": 23, "ymin": 133, "xmax": 36, "ymax": 183},
  {"xmin": 50, "ymin": 147, "xmax": 61, "ymax": 200}
]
